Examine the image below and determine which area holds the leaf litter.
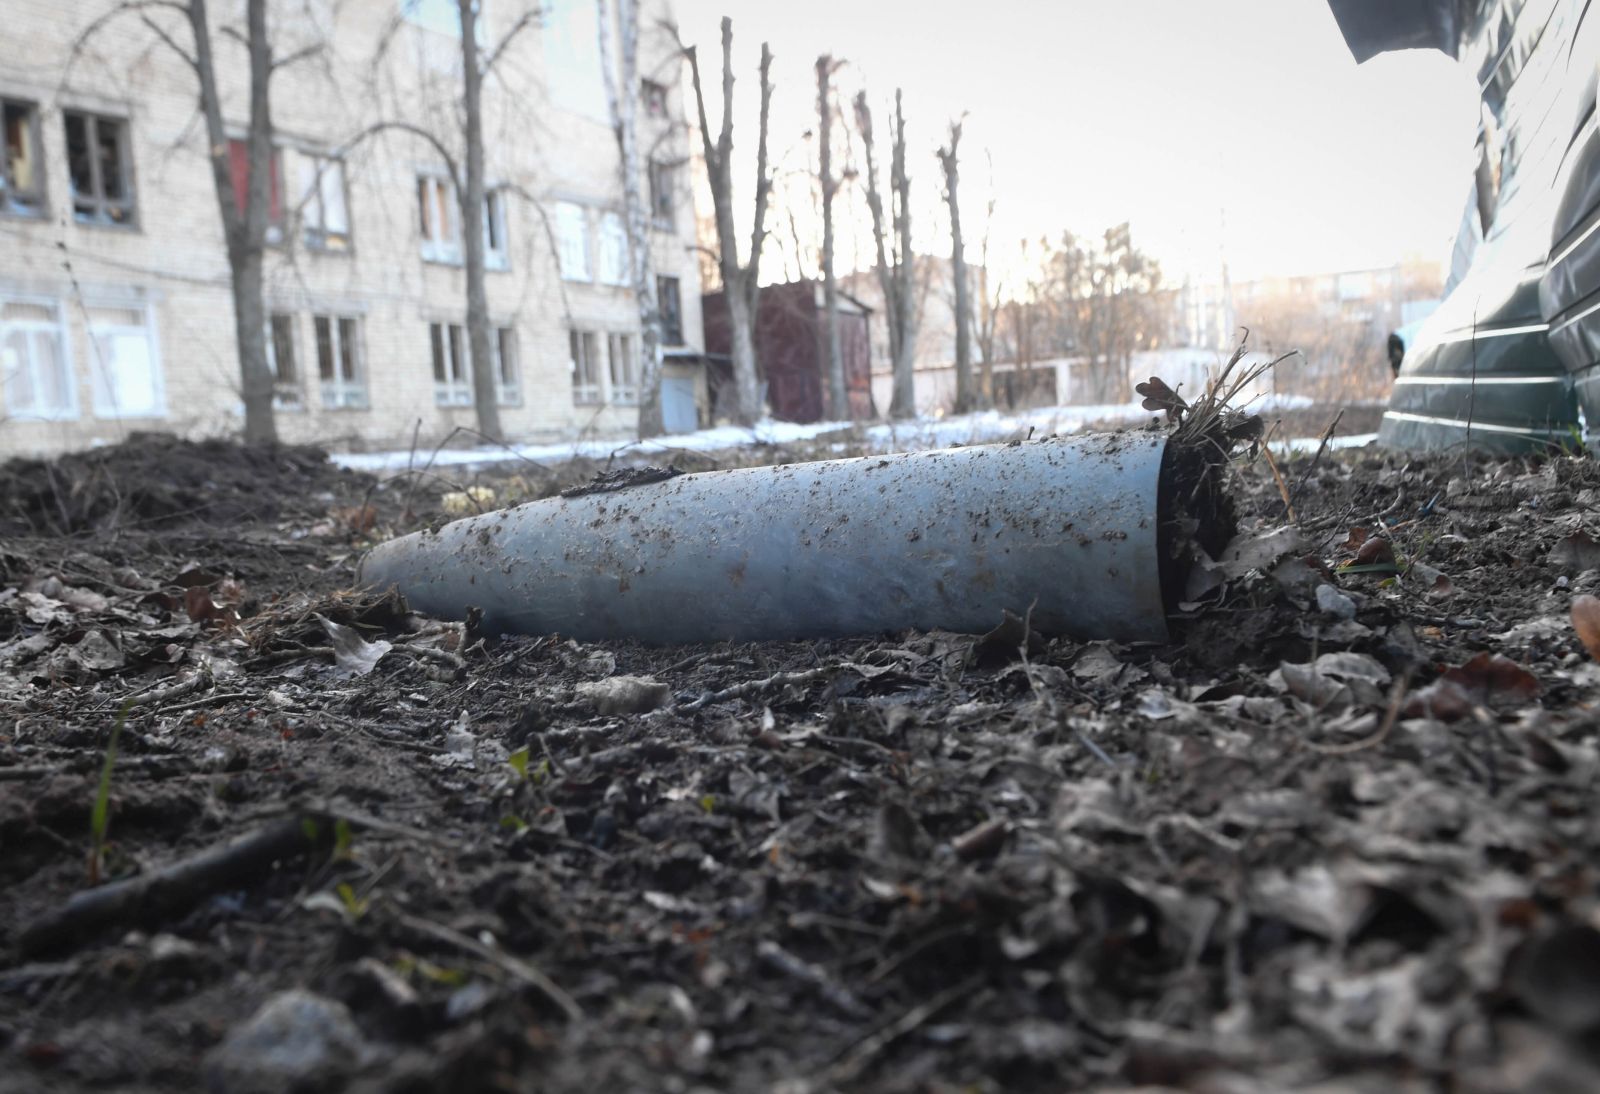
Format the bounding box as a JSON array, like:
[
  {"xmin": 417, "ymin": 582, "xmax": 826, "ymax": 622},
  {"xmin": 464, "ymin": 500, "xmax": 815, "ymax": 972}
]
[{"xmin": 4, "ymin": 432, "xmax": 1600, "ymax": 1089}]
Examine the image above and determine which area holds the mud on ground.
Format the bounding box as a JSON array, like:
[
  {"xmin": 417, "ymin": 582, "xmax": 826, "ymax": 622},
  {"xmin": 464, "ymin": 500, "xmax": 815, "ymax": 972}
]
[{"xmin": 4, "ymin": 415, "xmax": 1600, "ymax": 1093}]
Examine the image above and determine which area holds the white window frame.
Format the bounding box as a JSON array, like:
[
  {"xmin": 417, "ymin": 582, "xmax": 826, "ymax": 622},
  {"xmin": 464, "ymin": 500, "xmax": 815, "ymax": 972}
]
[
  {"xmin": 598, "ymin": 211, "xmax": 629, "ymax": 287},
  {"xmin": 555, "ymin": 201, "xmax": 591, "ymax": 282},
  {"xmin": 315, "ymin": 314, "xmax": 367, "ymax": 409},
  {"xmin": 431, "ymin": 321, "xmax": 473, "ymax": 406},
  {"xmin": 570, "ymin": 328, "xmax": 601, "ymax": 404},
  {"xmin": 264, "ymin": 312, "xmax": 303, "ymax": 410},
  {"xmin": 419, "ymin": 173, "xmax": 461, "ymax": 264},
  {"xmin": 85, "ymin": 300, "xmax": 165, "ymax": 419},
  {"xmin": 494, "ymin": 326, "xmax": 520, "ymax": 406},
  {"xmin": 607, "ymin": 331, "xmax": 638, "ymax": 405},
  {"xmin": 0, "ymin": 295, "xmax": 76, "ymax": 420},
  {"xmin": 484, "ymin": 187, "xmax": 509, "ymax": 271},
  {"xmin": 295, "ymin": 150, "xmax": 351, "ymax": 252}
]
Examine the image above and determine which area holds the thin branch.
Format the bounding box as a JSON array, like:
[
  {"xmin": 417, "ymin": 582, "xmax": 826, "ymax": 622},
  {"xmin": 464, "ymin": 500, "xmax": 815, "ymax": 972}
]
[
  {"xmin": 338, "ymin": 120, "xmax": 460, "ymax": 190},
  {"xmin": 271, "ymin": 42, "xmax": 324, "ymax": 72},
  {"xmin": 480, "ymin": 5, "xmax": 542, "ymax": 77},
  {"xmin": 139, "ymin": 12, "xmax": 198, "ymax": 71}
]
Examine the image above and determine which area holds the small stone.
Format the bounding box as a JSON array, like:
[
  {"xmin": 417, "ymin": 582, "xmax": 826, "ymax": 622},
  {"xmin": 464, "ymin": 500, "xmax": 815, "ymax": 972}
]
[
  {"xmin": 205, "ymin": 989, "xmax": 370, "ymax": 1094},
  {"xmin": 1316, "ymin": 584, "xmax": 1357, "ymax": 620}
]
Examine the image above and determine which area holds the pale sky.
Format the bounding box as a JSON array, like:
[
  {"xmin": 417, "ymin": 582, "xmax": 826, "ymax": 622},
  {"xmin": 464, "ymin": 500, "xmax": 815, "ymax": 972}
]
[{"xmin": 669, "ymin": 0, "xmax": 1480, "ymax": 288}]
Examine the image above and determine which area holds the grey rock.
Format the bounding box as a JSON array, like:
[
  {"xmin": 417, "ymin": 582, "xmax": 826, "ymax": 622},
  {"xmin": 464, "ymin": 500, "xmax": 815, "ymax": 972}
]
[
  {"xmin": 205, "ymin": 989, "xmax": 371, "ymax": 1093},
  {"xmin": 1316, "ymin": 583, "xmax": 1357, "ymax": 620}
]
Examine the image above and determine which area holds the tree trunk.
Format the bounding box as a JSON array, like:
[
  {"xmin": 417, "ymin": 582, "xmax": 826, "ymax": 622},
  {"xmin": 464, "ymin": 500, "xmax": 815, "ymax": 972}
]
[
  {"xmin": 817, "ymin": 55, "xmax": 846, "ymax": 421},
  {"xmin": 889, "ymin": 91, "xmax": 916, "ymax": 419},
  {"xmin": 727, "ymin": 282, "xmax": 760, "ymax": 423},
  {"xmin": 684, "ymin": 19, "xmax": 771, "ymax": 427},
  {"xmin": 191, "ymin": 0, "xmax": 276, "ymax": 444},
  {"xmin": 598, "ymin": 0, "xmax": 664, "ymax": 438},
  {"xmin": 458, "ymin": 0, "xmax": 503, "ymax": 443},
  {"xmin": 939, "ymin": 120, "xmax": 974, "ymax": 414}
]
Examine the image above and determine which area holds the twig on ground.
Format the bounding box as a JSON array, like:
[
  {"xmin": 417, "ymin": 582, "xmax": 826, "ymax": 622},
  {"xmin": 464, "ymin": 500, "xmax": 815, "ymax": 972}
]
[
  {"xmin": 1304, "ymin": 672, "xmax": 1410, "ymax": 755},
  {"xmin": 758, "ymin": 940, "xmax": 874, "ymax": 1020},
  {"xmin": 823, "ymin": 974, "xmax": 983, "ymax": 1085},
  {"xmin": 680, "ymin": 666, "xmax": 836, "ymax": 711},
  {"xmin": 19, "ymin": 812, "xmax": 333, "ymax": 956},
  {"xmin": 396, "ymin": 912, "xmax": 582, "ymax": 1022}
]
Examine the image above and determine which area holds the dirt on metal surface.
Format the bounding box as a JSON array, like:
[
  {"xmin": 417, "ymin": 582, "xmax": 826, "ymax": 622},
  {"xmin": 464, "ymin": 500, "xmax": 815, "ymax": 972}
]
[{"xmin": 5, "ymin": 417, "xmax": 1600, "ymax": 1091}]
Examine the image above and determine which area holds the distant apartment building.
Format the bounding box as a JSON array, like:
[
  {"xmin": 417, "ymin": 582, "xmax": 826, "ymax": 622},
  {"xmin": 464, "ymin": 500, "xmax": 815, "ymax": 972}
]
[{"xmin": 0, "ymin": 0, "xmax": 705, "ymax": 457}]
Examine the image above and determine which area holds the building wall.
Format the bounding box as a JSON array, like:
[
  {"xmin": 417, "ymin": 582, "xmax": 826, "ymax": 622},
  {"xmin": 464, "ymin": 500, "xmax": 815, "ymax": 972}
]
[{"xmin": 0, "ymin": 0, "xmax": 703, "ymax": 458}]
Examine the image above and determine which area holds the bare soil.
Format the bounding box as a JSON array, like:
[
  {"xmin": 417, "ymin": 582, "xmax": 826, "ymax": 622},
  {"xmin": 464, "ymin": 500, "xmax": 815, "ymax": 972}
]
[{"xmin": 4, "ymin": 412, "xmax": 1600, "ymax": 1093}]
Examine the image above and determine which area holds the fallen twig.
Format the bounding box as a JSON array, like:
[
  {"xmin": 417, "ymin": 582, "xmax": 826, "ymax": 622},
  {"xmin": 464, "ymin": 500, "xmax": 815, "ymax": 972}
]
[
  {"xmin": 396, "ymin": 912, "xmax": 581, "ymax": 1022},
  {"xmin": 823, "ymin": 973, "xmax": 982, "ymax": 1085},
  {"xmin": 19, "ymin": 812, "xmax": 333, "ymax": 956},
  {"xmin": 680, "ymin": 666, "xmax": 835, "ymax": 711},
  {"xmin": 757, "ymin": 939, "xmax": 874, "ymax": 1020}
]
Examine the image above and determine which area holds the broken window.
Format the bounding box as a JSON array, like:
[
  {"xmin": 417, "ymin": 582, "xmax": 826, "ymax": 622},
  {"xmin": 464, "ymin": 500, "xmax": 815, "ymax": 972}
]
[
  {"xmin": 86, "ymin": 304, "xmax": 162, "ymax": 418},
  {"xmin": 227, "ymin": 138, "xmax": 284, "ymax": 243},
  {"xmin": 495, "ymin": 326, "xmax": 520, "ymax": 405},
  {"xmin": 570, "ymin": 328, "xmax": 601, "ymax": 403},
  {"xmin": 657, "ymin": 275, "xmax": 683, "ymax": 345},
  {"xmin": 315, "ymin": 314, "xmax": 365, "ymax": 408},
  {"xmin": 598, "ymin": 211, "xmax": 629, "ymax": 286},
  {"xmin": 265, "ymin": 312, "xmax": 302, "ymax": 408},
  {"xmin": 431, "ymin": 321, "xmax": 472, "ymax": 406},
  {"xmin": 1, "ymin": 297, "xmax": 73, "ymax": 418},
  {"xmin": 64, "ymin": 111, "xmax": 135, "ymax": 227},
  {"xmin": 648, "ymin": 161, "xmax": 674, "ymax": 226},
  {"xmin": 295, "ymin": 151, "xmax": 350, "ymax": 251},
  {"xmin": 2, "ymin": 99, "xmax": 45, "ymax": 217},
  {"xmin": 607, "ymin": 332, "xmax": 638, "ymax": 405},
  {"xmin": 556, "ymin": 201, "xmax": 590, "ymax": 281},
  {"xmin": 641, "ymin": 80, "xmax": 668, "ymax": 119}
]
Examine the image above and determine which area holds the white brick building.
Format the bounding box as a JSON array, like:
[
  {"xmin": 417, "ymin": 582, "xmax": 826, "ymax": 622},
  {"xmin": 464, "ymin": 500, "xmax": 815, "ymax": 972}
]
[{"xmin": 0, "ymin": 0, "xmax": 706, "ymax": 457}]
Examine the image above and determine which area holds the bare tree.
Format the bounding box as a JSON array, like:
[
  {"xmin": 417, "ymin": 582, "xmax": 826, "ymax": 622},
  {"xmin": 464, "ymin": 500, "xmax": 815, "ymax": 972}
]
[
  {"xmin": 854, "ymin": 89, "xmax": 917, "ymax": 419},
  {"xmin": 816, "ymin": 54, "xmax": 846, "ymax": 420},
  {"xmin": 70, "ymin": 0, "xmax": 316, "ymax": 443},
  {"xmin": 597, "ymin": 0, "xmax": 664, "ymax": 438},
  {"xmin": 456, "ymin": 0, "xmax": 502, "ymax": 442},
  {"xmin": 683, "ymin": 17, "xmax": 773, "ymax": 427},
  {"xmin": 937, "ymin": 118, "xmax": 977, "ymax": 413}
]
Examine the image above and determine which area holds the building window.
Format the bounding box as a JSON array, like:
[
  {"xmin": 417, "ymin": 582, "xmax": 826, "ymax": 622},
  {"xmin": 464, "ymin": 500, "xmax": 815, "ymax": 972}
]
[
  {"xmin": 418, "ymin": 174, "xmax": 460, "ymax": 263},
  {"xmin": 402, "ymin": 0, "xmax": 461, "ymax": 36},
  {"xmin": 226, "ymin": 138, "xmax": 284, "ymax": 243},
  {"xmin": 607, "ymin": 332, "xmax": 638, "ymax": 405},
  {"xmin": 2, "ymin": 100, "xmax": 45, "ymax": 218},
  {"xmin": 494, "ymin": 326, "xmax": 520, "ymax": 405},
  {"xmin": 430, "ymin": 321, "xmax": 472, "ymax": 406},
  {"xmin": 556, "ymin": 201, "xmax": 590, "ymax": 281},
  {"xmin": 315, "ymin": 314, "xmax": 365, "ymax": 408},
  {"xmin": 86, "ymin": 304, "xmax": 163, "ymax": 418},
  {"xmin": 641, "ymin": 80, "xmax": 668, "ymax": 118},
  {"xmin": 64, "ymin": 111, "xmax": 136, "ymax": 227},
  {"xmin": 570, "ymin": 329, "xmax": 600, "ymax": 404},
  {"xmin": 295, "ymin": 151, "xmax": 350, "ymax": 251},
  {"xmin": 648, "ymin": 161, "xmax": 674, "ymax": 227},
  {"xmin": 657, "ymin": 275, "xmax": 683, "ymax": 345},
  {"xmin": 598, "ymin": 211, "xmax": 629, "ymax": 286},
  {"xmin": 1, "ymin": 298, "xmax": 73, "ymax": 419},
  {"xmin": 265, "ymin": 312, "xmax": 302, "ymax": 408},
  {"xmin": 484, "ymin": 188, "xmax": 508, "ymax": 270}
]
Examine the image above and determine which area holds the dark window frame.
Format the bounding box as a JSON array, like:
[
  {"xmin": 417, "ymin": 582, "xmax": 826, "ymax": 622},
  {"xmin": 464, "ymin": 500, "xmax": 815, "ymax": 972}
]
[
  {"xmin": 64, "ymin": 110, "xmax": 137, "ymax": 228},
  {"xmin": 656, "ymin": 275, "xmax": 683, "ymax": 345}
]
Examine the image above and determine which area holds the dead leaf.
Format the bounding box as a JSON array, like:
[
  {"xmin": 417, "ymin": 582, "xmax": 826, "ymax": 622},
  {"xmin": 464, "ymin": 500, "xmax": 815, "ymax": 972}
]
[
  {"xmin": 1550, "ymin": 532, "xmax": 1600, "ymax": 573},
  {"xmin": 1135, "ymin": 376, "xmax": 1187, "ymax": 418},
  {"xmin": 69, "ymin": 630, "xmax": 125, "ymax": 673},
  {"xmin": 973, "ymin": 609, "xmax": 1044, "ymax": 668},
  {"xmin": 575, "ymin": 675, "xmax": 671, "ymax": 715},
  {"xmin": 316, "ymin": 614, "xmax": 392, "ymax": 678},
  {"xmin": 184, "ymin": 585, "xmax": 240, "ymax": 629},
  {"xmin": 1354, "ymin": 537, "xmax": 1396, "ymax": 566},
  {"xmin": 1404, "ymin": 652, "xmax": 1540, "ymax": 721},
  {"xmin": 1572, "ymin": 595, "xmax": 1600, "ymax": 662}
]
